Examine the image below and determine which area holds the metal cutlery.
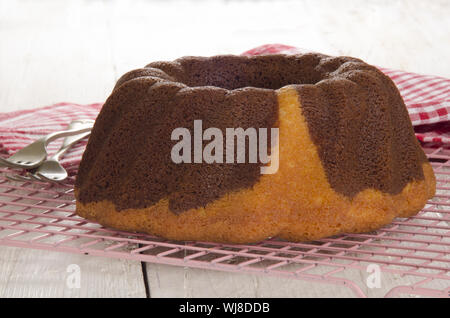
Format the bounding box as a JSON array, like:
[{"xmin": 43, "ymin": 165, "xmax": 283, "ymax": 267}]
[
  {"xmin": 0, "ymin": 119, "xmax": 93, "ymax": 169},
  {"xmin": 8, "ymin": 127, "xmax": 91, "ymax": 183}
]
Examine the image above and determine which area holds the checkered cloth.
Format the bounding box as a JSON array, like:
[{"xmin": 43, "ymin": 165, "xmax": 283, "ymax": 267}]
[{"xmin": 1, "ymin": 44, "xmax": 449, "ymax": 169}]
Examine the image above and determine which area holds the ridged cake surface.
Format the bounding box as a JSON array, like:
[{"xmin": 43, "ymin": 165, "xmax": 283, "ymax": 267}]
[{"xmin": 75, "ymin": 53, "xmax": 436, "ymax": 243}]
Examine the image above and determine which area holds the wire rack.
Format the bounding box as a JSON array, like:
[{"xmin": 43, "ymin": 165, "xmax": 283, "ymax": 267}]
[{"xmin": 0, "ymin": 146, "xmax": 449, "ymax": 298}]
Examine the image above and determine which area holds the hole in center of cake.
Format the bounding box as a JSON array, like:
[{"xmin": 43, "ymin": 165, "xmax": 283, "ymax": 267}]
[{"xmin": 180, "ymin": 57, "xmax": 323, "ymax": 90}]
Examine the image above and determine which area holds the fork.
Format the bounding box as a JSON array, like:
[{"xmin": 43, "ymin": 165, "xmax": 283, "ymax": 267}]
[
  {"xmin": 7, "ymin": 121, "xmax": 92, "ymax": 182},
  {"xmin": 0, "ymin": 119, "xmax": 94, "ymax": 169},
  {"xmin": 10, "ymin": 131, "xmax": 91, "ymax": 183}
]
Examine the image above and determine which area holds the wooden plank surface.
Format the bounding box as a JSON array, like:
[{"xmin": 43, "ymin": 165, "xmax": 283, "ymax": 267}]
[
  {"xmin": 0, "ymin": 0, "xmax": 449, "ymax": 297},
  {"xmin": 0, "ymin": 246, "xmax": 147, "ymax": 297}
]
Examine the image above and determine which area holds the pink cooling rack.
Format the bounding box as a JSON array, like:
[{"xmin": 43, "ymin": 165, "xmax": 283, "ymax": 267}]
[{"xmin": 0, "ymin": 146, "xmax": 449, "ymax": 298}]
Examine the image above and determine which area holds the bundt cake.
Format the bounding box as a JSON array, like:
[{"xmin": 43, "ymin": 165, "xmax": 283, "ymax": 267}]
[{"xmin": 75, "ymin": 53, "xmax": 436, "ymax": 243}]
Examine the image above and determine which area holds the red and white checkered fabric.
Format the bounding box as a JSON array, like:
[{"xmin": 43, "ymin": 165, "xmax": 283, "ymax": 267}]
[{"xmin": 1, "ymin": 44, "xmax": 449, "ymax": 168}]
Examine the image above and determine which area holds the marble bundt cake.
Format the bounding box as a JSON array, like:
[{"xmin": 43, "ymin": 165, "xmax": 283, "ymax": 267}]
[{"xmin": 75, "ymin": 53, "xmax": 436, "ymax": 243}]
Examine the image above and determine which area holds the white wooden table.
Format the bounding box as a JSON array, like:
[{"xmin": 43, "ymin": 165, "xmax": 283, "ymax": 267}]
[{"xmin": 0, "ymin": 0, "xmax": 449, "ymax": 297}]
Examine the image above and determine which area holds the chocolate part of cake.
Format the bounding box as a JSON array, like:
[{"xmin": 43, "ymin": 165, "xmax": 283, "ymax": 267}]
[
  {"xmin": 295, "ymin": 70, "xmax": 427, "ymax": 198},
  {"xmin": 75, "ymin": 53, "xmax": 428, "ymax": 214},
  {"xmin": 75, "ymin": 80, "xmax": 278, "ymax": 213}
]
